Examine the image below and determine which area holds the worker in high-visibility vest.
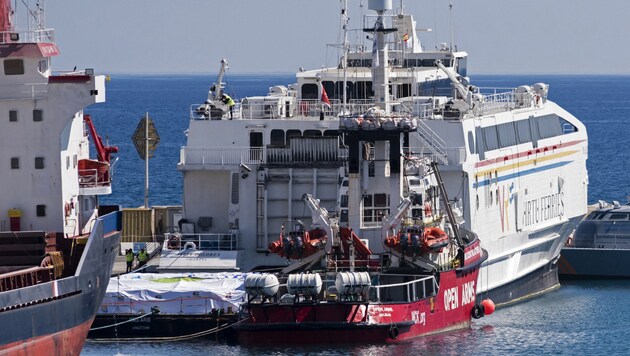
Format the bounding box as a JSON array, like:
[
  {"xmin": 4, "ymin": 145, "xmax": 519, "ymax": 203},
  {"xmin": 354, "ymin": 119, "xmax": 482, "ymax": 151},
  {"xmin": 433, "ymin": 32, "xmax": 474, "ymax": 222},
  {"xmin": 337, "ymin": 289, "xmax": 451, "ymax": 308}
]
[
  {"xmin": 221, "ymin": 93, "xmax": 235, "ymax": 119},
  {"xmin": 137, "ymin": 248, "xmax": 149, "ymax": 272},
  {"xmin": 125, "ymin": 249, "xmax": 135, "ymax": 273}
]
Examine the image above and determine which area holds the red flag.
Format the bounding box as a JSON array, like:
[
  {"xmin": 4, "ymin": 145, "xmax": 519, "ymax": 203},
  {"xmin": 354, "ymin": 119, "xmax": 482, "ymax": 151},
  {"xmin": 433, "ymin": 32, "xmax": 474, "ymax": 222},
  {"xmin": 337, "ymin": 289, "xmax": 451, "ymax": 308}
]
[{"xmin": 321, "ymin": 86, "xmax": 332, "ymax": 108}]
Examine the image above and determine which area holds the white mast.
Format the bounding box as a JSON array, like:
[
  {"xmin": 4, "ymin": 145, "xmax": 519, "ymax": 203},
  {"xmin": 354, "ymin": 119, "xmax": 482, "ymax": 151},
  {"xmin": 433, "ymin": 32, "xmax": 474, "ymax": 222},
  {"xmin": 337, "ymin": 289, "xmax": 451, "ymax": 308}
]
[{"xmin": 342, "ymin": 0, "xmax": 349, "ymax": 114}]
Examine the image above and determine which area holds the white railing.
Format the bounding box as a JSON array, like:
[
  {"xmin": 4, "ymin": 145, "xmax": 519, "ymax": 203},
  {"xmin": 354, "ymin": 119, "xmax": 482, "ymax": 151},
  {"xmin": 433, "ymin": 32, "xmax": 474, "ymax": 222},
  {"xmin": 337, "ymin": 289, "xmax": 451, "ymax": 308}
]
[
  {"xmin": 180, "ymin": 144, "xmax": 348, "ymax": 167},
  {"xmin": 166, "ymin": 232, "xmax": 239, "ymax": 251},
  {"xmin": 78, "ymin": 168, "xmax": 111, "ymax": 188},
  {"xmin": 406, "ymin": 146, "xmax": 466, "ymax": 166},
  {"xmin": 179, "ymin": 147, "xmax": 265, "ymax": 166},
  {"xmin": 0, "ymin": 29, "xmax": 55, "ymax": 44},
  {"xmin": 372, "ymin": 275, "xmax": 439, "ymax": 303}
]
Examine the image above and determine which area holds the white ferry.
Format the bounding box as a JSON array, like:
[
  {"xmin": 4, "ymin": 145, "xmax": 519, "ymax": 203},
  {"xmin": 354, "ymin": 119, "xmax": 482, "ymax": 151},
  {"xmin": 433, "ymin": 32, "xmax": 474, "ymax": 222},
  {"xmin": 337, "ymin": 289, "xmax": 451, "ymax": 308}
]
[{"xmin": 166, "ymin": 0, "xmax": 588, "ymax": 306}]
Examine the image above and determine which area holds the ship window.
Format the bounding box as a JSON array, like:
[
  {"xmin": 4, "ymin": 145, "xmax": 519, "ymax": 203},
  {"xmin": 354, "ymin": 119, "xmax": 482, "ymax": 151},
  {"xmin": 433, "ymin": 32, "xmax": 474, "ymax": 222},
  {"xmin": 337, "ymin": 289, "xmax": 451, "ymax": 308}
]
[
  {"xmin": 11, "ymin": 157, "xmax": 19, "ymax": 169},
  {"xmin": 515, "ymin": 119, "xmax": 532, "ymax": 144},
  {"xmin": 35, "ymin": 157, "xmax": 45, "ymax": 169},
  {"xmin": 36, "ymin": 204, "xmax": 46, "ymax": 217},
  {"xmin": 482, "ymin": 126, "xmax": 499, "ymax": 151},
  {"xmin": 322, "ymin": 81, "xmax": 335, "ymax": 99},
  {"xmin": 397, "ymin": 84, "xmax": 411, "ymax": 98},
  {"xmin": 270, "ymin": 129, "xmax": 285, "ymax": 146},
  {"xmin": 537, "ymin": 115, "xmax": 562, "ymax": 139},
  {"xmin": 303, "ymin": 130, "xmax": 321, "ymax": 137},
  {"xmin": 467, "ymin": 131, "xmax": 475, "ymax": 154},
  {"xmin": 286, "ymin": 130, "xmax": 301, "ymax": 145},
  {"xmin": 374, "ymin": 194, "xmax": 388, "ymax": 207},
  {"xmin": 324, "ymin": 130, "xmax": 338, "ymax": 137},
  {"xmin": 363, "ymin": 194, "xmax": 373, "ymax": 207},
  {"xmin": 301, "ymin": 83, "xmax": 319, "ymax": 100},
  {"xmin": 340, "ymin": 209, "xmax": 348, "ymax": 223},
  {"xmin": 38, "ymin": 59, "xmax": 49, "ymax": 74},
  {"xmin": 9, "ymin": 110, "xmax": 17, "ymax": 122},
  {"xmin": 336, "ymin": 81, "xmax": 354, "ymax": 102},
  {"xmin": 475, "ymin": 127, "xmax": 485, "ymax": 160},
  {"xmin": 529, "ymin": 117, "xmax": 539, "ymax": 148},
  {"xmin": 231, "ymin": 173, "xmax": 239, "ymax": 204},
  {"xmin": 559, "ymin": 117, "xmax": 578, "ymax": 134},
  {"xmin": 608, "ymin": 213, "xmax": 629, "ymax": 220},
  {"xmin": 33, "ymin": 109, "xmax": 43, "ymax": 122},
  {"xmin": 497, "ymin": 122, "xmax": 517, "ymax": 147},
  {"xmin": 356, "ymin": 81, "xmax": 374, "ymax": 100},
  {"xmin": 340, "ymin": 194, "xmax": 348, "ymax": 208},
  {"xmin": 4, "ymin": 59, "xmax": 24, "ymax": 75}
]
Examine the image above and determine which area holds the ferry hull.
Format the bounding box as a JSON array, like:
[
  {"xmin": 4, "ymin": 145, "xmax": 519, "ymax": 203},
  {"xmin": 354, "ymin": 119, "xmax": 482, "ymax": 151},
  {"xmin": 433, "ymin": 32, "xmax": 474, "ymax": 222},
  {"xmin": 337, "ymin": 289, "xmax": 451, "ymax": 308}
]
[{"xmin": 485, "ymin": 258, "xmax": 560, "ymax": 306}]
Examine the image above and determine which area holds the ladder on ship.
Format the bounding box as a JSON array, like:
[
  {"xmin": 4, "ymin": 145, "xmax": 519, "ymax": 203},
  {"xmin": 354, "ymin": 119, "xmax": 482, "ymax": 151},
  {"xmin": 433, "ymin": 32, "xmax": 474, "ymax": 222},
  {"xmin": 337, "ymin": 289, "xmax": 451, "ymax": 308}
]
[{"xmin": 413, "ymin": 121, "xmax": 448, "ymax": 165}]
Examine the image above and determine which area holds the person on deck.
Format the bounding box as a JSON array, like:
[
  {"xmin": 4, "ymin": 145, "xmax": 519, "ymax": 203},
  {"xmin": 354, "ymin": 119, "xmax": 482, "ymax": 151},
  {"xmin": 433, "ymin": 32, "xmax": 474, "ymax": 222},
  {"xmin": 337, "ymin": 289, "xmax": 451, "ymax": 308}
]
[
  {"xmin": 221, "ymin": 93, "xmax": 235, "ymax": 119},
  {"xmin": 125, "ymin": 249, "xmax": 134, "ymax": 273},
  {"xmin": 137, "ymin": 248, "xmax": 149, "ymax": 272}
]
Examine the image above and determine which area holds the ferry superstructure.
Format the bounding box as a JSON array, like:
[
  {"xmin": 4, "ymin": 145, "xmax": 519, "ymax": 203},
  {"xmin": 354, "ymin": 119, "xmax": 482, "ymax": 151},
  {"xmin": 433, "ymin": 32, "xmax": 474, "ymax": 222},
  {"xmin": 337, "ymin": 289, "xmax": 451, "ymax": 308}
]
[
  {"xmin": 172, "ymin": 0, "xmax": 587, "ymax": 305},
  {"xmin": 0, "ymin": 1, "xmax": 121, "ymax": 354}
]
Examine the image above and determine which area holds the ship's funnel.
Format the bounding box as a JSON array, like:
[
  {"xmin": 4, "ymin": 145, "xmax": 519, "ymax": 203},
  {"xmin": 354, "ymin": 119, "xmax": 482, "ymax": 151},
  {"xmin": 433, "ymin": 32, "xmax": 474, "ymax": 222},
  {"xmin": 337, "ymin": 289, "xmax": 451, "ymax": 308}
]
[{"xmin": 368, "ymin": 0, "xmax": 392, "ymax": 12}]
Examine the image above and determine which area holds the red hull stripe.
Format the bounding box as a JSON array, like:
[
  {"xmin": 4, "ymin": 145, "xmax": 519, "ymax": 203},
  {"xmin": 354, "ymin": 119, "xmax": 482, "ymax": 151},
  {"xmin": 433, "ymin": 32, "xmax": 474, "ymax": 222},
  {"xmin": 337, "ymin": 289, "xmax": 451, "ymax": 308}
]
[
  {"xmin": 49, "ymin": 75, "xmax": 91, "ymax": 83},
  {"xmin": 0, "ymin": 317, "xmax": 93, "ymax": 356},
  {"xmin": 474, "ymin": 139, "xmax": 584, "ymax": 168}
]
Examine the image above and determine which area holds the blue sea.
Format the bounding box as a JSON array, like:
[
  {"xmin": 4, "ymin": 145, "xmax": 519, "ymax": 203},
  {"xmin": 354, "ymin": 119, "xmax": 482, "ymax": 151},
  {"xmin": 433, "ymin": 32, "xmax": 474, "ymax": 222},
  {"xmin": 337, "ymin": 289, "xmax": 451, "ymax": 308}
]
[{"xmin": 83, "ymin": 74, "xmax": 630, "ymax": 355}]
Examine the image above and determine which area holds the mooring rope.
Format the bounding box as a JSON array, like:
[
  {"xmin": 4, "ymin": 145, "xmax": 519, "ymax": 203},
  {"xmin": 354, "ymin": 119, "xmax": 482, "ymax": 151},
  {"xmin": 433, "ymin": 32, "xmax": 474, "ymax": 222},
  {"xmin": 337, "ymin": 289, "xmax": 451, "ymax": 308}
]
[
  {"xmin": 89, "ymin": 311, "xmax": 155, "ymax": 331},
  {"xmin": 87, "ymin": 317, "xmax": 249, "ymax": 343}
]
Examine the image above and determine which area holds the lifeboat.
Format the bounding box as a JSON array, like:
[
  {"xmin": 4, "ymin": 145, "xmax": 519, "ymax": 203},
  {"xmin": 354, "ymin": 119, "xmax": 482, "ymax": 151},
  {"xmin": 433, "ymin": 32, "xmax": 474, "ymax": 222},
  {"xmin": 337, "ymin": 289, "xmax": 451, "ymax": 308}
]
[
  {"xmin": 268, "ymin": 225, "xmax": 327, "ymax": 260},
  {"xmin": 384, "ymin": 226, "xmax": 449, "ymax": 256}
]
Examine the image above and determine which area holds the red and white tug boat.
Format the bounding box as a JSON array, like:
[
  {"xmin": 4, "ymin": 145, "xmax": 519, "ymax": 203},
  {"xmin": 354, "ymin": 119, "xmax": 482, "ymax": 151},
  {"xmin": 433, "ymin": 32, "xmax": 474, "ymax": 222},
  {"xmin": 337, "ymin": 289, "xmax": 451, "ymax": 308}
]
[{"xmin": 236, "ymin": 165, "xmax": 489, "ymax": 344}]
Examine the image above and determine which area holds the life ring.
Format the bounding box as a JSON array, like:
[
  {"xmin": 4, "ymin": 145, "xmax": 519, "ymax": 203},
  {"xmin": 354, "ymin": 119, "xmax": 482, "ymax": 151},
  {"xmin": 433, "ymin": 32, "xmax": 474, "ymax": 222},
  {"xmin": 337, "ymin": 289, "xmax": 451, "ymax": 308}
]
[
  {"xmin": 565, "ymin": 234, "xmax": 574, "ymax": 247},
  {"xmin": 424, "ymin": 202, "xmax": 432, "ymax": 217},
  {"xmin": 64, "ymin": 203, "xmax": 71, "ymax": 217},
  {"xmin": 183, "ymin": 241, "xmax": 197, "ymax": 250},
  {"xmin": 388, "ymin": 325, "xmax": 399, "ymax": 339},
  {"xmin": 471, "ymin": 304, "xmax": 485, "ymax": 319}
]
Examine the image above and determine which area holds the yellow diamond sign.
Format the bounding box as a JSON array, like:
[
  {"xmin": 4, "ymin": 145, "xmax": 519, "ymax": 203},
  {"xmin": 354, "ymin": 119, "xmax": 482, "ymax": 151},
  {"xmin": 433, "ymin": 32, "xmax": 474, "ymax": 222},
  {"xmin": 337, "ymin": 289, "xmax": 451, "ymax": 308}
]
[{"xmin": 132, "ymin": 116, "xmax": 160, "ymax": 160}]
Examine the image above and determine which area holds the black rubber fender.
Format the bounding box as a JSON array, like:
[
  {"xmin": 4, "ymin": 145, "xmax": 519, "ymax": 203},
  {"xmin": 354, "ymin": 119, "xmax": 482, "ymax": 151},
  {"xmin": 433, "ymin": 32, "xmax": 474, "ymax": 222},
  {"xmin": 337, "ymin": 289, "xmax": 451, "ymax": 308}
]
[
  {"xmin": 471, "ymin": 304, "xmax": 485, "ymax": 319},
  {"xmin": 388, "ymin": 325, "xmax": 400, "ymax": 339}
]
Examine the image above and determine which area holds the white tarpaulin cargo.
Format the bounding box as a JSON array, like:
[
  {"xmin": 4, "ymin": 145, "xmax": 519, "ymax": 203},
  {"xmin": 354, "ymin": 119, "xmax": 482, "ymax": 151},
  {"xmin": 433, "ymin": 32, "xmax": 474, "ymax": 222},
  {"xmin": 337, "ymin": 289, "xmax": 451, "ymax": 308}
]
[{"xmin": 99, "ymin": 272, "xmax": 246, "ymax": 315}]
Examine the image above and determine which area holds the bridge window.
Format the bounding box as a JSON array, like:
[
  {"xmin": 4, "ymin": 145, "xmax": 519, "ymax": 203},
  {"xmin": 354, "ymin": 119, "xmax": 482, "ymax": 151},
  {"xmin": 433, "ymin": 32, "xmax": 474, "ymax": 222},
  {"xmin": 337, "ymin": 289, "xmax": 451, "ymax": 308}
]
[
  {"xmin": 355, "ymin": 81, "xmax": 374, "ymax": 100},
  {"xmin": 270, "ymin": 129, "xmax": 285, "ymax": 146},
  {"xmin": 301, "ymin": 83, "xmax": 319, "ymax": 100},
  {"xmin": 303, "ymin": 130, "xmax": 322, "ymax": 137},
  {"xmin": 4, "ymin": 59, "xmax": 24, "ymax": 75},
  {"xmin": 9, "ymin": 110, "xmax": 17, "ymax": 122},
  {"xmin": 286, "ymin": 130, "xmax": 301, "ymax": 145},
  {"xmin": 11, "ymin": 157, "xmax": 19, "ymax": 169}
]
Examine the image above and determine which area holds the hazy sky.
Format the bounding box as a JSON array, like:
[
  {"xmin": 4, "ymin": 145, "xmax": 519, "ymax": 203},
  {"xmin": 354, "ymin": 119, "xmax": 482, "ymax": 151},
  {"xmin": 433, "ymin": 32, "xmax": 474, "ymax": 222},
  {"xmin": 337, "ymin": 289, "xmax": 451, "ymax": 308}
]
[{"xmin": 40, "ymin": 0, "xmax": 630, "ymax": 75}]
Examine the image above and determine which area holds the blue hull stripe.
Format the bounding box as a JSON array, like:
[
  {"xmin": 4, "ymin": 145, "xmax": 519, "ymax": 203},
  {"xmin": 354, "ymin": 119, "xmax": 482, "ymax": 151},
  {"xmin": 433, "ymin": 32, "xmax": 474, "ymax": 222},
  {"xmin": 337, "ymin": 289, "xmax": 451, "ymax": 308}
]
[{"xmin": 473, "ymin": 161, "xmax": 571, "ymax": 188}]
